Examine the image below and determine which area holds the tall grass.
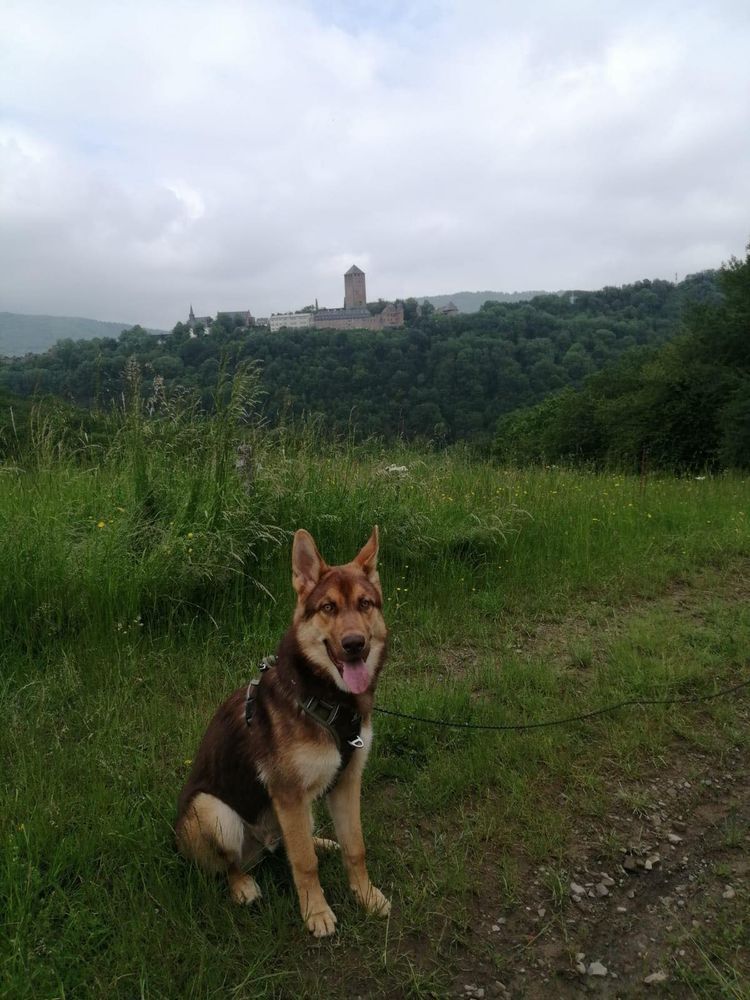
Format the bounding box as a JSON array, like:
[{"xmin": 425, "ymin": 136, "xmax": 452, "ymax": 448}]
[
  {"xmin": 2, "ymin": 378, "xmax": 749, "ymax": 998},
  {"xmin": 1, "ymin": 377, "xmax": 748, "ymax": 655}
]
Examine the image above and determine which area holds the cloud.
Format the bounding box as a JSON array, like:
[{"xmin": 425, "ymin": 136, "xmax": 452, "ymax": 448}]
[{"xmin": 0, "ymin": 0, "xmax": 749, "ymax": 328}]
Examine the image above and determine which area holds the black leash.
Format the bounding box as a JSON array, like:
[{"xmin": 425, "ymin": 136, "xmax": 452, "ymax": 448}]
[{"xmin": 371, "ymin": 676, "xmax": 750, "ymax": 732}]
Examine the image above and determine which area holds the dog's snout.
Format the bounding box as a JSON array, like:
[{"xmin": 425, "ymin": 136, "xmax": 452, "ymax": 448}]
[{"xmin": 341, "ymin": 633, "xmax": 366, "ymax": 657}]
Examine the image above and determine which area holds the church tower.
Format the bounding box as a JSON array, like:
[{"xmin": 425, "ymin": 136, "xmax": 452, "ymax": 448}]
[{"xmin": 344, "ymin": 265, "xmax": 367, "ymax": 308}]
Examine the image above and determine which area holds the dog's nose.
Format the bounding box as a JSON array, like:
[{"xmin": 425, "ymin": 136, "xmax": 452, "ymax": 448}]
[{"xmin": 341, "ymin": 633, "xmax": 366, "ymax": 657}]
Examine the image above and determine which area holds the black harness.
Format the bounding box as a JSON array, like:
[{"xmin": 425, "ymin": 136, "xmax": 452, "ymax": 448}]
[{"xmin": 244, "ymin": 655, "xmax": 365, "ymax": 773}]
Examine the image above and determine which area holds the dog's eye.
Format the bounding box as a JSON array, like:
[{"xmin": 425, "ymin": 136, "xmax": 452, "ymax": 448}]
[
  {"xmin": 359, "ymin": 597, "xmax": 373, "ymax": 610},
  {"xmin": 321, "ymin": 602, "xmax": 336, "ymax": 614}
]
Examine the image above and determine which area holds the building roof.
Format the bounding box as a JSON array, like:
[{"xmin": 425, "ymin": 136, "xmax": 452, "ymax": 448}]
[
  {"xmin": 315, "ymin": 307, "xmax": 371, "ymax": 321},
  {"xmin": 345, "ymin": 265, "xmax": 365, "ymax": 276}
]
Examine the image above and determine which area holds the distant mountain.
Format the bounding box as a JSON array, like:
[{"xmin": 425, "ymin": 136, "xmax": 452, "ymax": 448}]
[
  {"xmin": 420, "ymin": 290, "xmax": 549, "ymax": 312},
  {"xmin": 0, "ymin": 312, "xmax": 165, "ymax": 357}
]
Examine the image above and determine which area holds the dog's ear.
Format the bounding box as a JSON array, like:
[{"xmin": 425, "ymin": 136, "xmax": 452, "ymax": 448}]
[
  {"xmin": 355, "ymin": 525, "xmax": 380, "ymax": 585},
  {"xmin": 292, "ymin": 529, "xmax": 327, "ymax": 597}
]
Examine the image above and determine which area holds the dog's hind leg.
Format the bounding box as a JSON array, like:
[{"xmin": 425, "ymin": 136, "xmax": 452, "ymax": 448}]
[{"xmin": 176, "ymin": 793, "xmax": 262, "ymax": 905}]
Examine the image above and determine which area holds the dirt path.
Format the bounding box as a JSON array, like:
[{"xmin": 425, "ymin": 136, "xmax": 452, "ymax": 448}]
[{"xmin": 452, "ymin": 694, "xmax": 750, "ymax": 994}]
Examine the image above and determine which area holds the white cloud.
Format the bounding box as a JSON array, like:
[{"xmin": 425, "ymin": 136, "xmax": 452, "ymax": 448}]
[{"xmin": 0, "ymin": 0, "xmax": 748, "ymax": 327}]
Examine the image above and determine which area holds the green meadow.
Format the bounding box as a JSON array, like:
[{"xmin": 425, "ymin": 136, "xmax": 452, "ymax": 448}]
[{"xmin": 2, "ymin": 391, "xmax": 749, "ymax": 998}]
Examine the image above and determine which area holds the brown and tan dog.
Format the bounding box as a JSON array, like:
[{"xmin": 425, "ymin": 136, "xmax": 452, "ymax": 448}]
[{"xmin": 175, "ymin": 527, "xmax": 390, "ymax": 936}]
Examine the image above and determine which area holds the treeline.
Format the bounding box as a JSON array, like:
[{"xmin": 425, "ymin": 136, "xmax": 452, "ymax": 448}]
[
  {"xmin": 495, "ymin": 248, "xmax": 750, "ymax": 470},
  {"xmin": 0, "ymin": 272, "xmax": 719, "ymax": 443}
]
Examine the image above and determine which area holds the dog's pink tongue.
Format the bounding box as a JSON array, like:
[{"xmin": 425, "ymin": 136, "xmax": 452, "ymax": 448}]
[{"xmin": 342, "ymin": 659, "xmax": 370, "ymax": 694}]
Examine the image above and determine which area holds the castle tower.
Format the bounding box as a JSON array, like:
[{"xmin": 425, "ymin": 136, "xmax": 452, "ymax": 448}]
[{"xmin": 344, "ymin": 265, "xmax": 366, "ymax": 308}]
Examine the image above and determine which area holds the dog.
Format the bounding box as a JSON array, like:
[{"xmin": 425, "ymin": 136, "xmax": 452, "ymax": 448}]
[{"xmin": 175, "ymin": 526, "xmax": 390, "ymax": 937}]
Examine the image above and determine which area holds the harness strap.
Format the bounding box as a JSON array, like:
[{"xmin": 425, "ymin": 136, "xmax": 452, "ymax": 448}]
[
  {"xmin": 298, "ymin": 695, "xmax": 364, "ymax": 751},
  {"xmin": 244, "ymin": 655, "xmax": 364, "ymax": 772},
  {"xmin": 244, "ymin": 655, "xmax": 276, "ymax": 727}
]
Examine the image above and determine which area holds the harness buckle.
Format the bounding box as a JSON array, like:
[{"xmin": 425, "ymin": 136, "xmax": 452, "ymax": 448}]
[{"xmin": 348, "ymin": 735, "xmax": 365, "ymax": 749}]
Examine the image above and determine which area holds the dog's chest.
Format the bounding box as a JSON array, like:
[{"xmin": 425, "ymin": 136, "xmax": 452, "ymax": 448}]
[{"xmin": 289, "ymin": 741, "xmax": 342, "ymax": 796}]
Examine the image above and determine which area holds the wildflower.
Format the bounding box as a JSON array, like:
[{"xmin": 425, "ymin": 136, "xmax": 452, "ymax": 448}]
[
  {"xmin": 187, "ymin": 532, "xmax": 194, "ymax": 539},
  {"xmin": 97, "ymin": 520, "xmax": 106, "ymax": 529}
]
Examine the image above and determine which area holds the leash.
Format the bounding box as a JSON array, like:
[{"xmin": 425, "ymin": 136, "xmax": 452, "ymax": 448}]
[
  {"xmin": 371, "ymin": 675, "xmax": 750, "ymax": 732},
  {"xmin": 248, "ymin": 653, "xmax": 750, "ymax": 736}
]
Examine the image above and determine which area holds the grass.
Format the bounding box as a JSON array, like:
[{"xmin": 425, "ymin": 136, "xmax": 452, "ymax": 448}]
[{"xmin": 2, "ymin": 392, "xmax": 750, "ymax": 998}]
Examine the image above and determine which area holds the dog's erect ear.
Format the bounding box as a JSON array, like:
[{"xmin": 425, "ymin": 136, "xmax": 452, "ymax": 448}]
[
  {"xmin": 292, "ymin": 529, "xmax": 327, "ymax": 597},
  {"xmin": 354, "ymin": 525, "xmax": 379, "ymax": 584}
]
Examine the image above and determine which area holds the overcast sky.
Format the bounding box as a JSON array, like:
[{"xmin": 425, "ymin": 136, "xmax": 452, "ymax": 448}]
[{"xmin": 1, "ymin": 0, "xmax": 749, "ymax": 329}]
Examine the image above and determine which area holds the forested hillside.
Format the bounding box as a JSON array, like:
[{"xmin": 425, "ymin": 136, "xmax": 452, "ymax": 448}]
[
  {"xmin": 420, "ymin": 289, "xmax": 544, "ymax": 311},
  {"xmin": 0, "ymin": 273, "xmax": 718, "ymax": 441},
  {"xmin": 496, "ymin": 248, "xmax": 749, "ymax": 470},
  {"xmin": 0, "ymin": 312, "xmax": 166, "ymax": 356}
]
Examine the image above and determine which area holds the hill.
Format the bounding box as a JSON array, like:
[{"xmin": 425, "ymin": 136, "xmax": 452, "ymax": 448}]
[
  {"xmin": 0, "ymin": 271, "xmax": 720, "ymax": 443},
  {"xmin": 496, "ymin": 251, "xmax": 748, "ymax": 470},
  {"xmin": 0, "ymin": 312, "xmax": 165, "ymax": 357},
  {"xmin": 420, "ymin": 289, "xmax": 546, "ymax": 312}
]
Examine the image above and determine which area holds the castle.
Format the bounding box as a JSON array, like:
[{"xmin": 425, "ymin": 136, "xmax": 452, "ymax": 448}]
[
  {"xmin": 269, "ymin": 266, "xmax": 404, "ymax": 332},
  {"xmin": 187, "ymin": 265, "xmax": 404, "ymax": 334}
]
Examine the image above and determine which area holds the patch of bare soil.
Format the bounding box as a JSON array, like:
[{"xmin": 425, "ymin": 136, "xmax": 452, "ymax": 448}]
[{"xmin": 455, "ymin": 733, "xmax": 750, "ymax": 998}]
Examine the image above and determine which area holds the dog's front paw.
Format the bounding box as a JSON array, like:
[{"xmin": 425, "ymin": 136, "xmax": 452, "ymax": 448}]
[
  {"xmin": 313, "ymin": 836, "xmax": 339, "ymax": 853},
  {"xmin": 229, "ymin": 873, "xmax": 262, "ymax": 906},
  {"xmin": 354, "ymin": 883, "xmax": 391, "ymax": 916},
  {"xmin": 305, "ymin": 904, "xmax": 338, "ymax": 937}
]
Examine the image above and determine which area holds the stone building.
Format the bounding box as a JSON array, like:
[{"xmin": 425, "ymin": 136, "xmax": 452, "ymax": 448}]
[
  {"xmin": 187, "ymin": 305, "xmax": 212, "ymax": 330},
  {"xmin": 269, "ymin": 311, "xmax": 314, "ymax": 332},
  {"xmin": 344, "ymin": 264, "xmax": 367, "ymax": 308},
  {"xmin": 310, "ymin": 266, "xmax": 404, "ymax": 331},
  {"xmin": 437, "ymin": 301, "xmax": 459, "ymax": 316},
  {"xmin": 217, "ymin": 310, "xmax": 255, "ymax": 327}
]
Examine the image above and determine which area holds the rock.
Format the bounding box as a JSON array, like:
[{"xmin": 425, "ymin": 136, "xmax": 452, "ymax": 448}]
[
  {"xmin": 587, "ymin": 961, "xmax": 608, "ymax": 977},
  {"xmin": 723, "ymin": 886, "xmax": 736, "ymax": 900},
  {"xmin": 644, "ymin": 971, "xmax": 668, "ymax": 985},
  {"xmin": 667, "ymin": 833, "xmax": 683, "ymax": 845},
  {"xmin": 491, "ymin": 924, "xmax": 501, "ymax": 932},
  {"xmin": 576, "ymin": 962, "xmax": 586, "ymax": 974},
  {"xmin": 623, "ymin": 856, "xmax": 639, "ymax": 873},
  {"xmin": 672, "ymin": 819, "xmax": 687, "ymax": 832},
  {"xmin": 570, "ymin": 882, "xmax": 585, "ymax": 896},
  {"xmin": 596, "ymin": 883, "xmax": 610, "ymax": 897},
  {"xmin": 616, "ymin": 906, "xmax": 627, "ymax": 913},
  {"xmin": 600, "ymin": 874, "xmax": 615, "ymax": 887}
]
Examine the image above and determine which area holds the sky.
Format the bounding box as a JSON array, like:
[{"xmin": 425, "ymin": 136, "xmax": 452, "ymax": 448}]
[{"xmin": 1, "ymin": 0, "xmax": 749, "ymax": 329}]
